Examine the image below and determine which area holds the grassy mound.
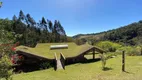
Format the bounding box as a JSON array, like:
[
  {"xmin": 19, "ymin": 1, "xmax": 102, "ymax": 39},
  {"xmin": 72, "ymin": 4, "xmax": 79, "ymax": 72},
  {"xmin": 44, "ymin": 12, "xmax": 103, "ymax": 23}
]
[{"xmin": 16, "ymin": 43, "xmax": 93, "ymax": 59}]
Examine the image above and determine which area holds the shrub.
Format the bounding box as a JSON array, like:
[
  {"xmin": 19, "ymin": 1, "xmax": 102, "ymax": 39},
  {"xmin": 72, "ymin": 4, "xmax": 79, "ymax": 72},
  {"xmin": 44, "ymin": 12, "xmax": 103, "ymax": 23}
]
[
  {"xmin": 11, "ymin": 54, "xmax": 24, "ymax": 65},
  {"xmin": 96, "ymin": 41, "xmax": 122, "ymax": 52},
  {"xmin": 0, "ymin": 28, "xmax": 15, "ymax": 80},
  {"xmin": 0, "ymin": 55, "xmax": 13, "ymax": 80},
  {"xmin": 74, "ymin": 39, "xmax": 86, "ymax": 45},
  {"xmin": 0, "ymin": 43, "xmax": 16, "ymax": 80},
  {"xmin": 117, "ymin": 46, "xmax": 141, "ymax": 56},
  {"xmin": 39, "ymin": 61, "xmax": 52, "ymax": 70}
]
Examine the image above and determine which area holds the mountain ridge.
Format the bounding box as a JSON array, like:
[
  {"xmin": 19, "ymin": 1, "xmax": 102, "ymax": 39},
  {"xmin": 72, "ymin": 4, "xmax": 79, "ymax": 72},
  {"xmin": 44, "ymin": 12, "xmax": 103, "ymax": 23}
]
[{"xmin": 73, "ymin": 20, "xmax": 142, "ymax": 45}]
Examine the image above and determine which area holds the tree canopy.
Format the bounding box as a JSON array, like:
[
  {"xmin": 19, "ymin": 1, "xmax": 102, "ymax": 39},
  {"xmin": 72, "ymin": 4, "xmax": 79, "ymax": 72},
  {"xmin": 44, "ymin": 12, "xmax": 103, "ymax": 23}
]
[{"xmin": 0, "ymin": 10, "xmax": 69, "ymax": 47}]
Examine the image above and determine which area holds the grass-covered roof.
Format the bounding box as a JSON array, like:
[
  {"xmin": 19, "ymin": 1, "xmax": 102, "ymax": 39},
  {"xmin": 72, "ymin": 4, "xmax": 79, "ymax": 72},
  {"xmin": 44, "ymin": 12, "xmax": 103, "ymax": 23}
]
[{"xmin": 16, "ymin": 43, "xmax": 104, "ymax": 59}]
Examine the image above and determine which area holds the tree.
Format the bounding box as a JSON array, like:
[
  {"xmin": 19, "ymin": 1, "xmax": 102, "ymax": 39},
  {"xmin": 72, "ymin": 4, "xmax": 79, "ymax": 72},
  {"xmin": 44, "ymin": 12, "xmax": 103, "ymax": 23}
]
[
  {"xmin": 12, "ymin": 15, "xmax": 17, "ymax": 21},
  {"xmin": 40, "ymin": 17, "xmax": 48, "ymax": 31},
  {"xmin": 0, "ymin": 19, "xmax": 13, "ymax": 32},
  {"xmin": 52, "ymin": 20, "xmax": 67, "ymax": 42},
  {"xmin": 47, "ymin": 20, "xmax": 53, "ymax": 42},
  {"xmin": 57, "ymin": 21, "xmax": 66, "ymax": 36},
  {"xmin": 0, "ymin": 2, "xmax": 2, "ymax": 8},
  {"xmin": 24, "ymin": 14, "xmax": 37, "ymax": 46},
  {"xmin": 18, "ymin": 10, "xmax": 26, "ymax": 22},
  {"xmin": 39, "ymin": 17, "xmax": 49, "ymax": 43},
  {"xmin": 100, "ymin": 53, "xmax": 106, "ymax": 70},
  {"xmin": 74, "ymin": 38, "xmax": 85, "ymax": 45},
  {"xmin": 26, "ymin": 14, "xmax": 36, "ymax": 26},
  {"xmin": 48, "ymin": 20, "xmax": 53, "ymax": 32},
  {"xmin": 87, "ymin": 38, "xmax": 95, "ymax": 45},
  {"xmin": 57, "ymin": 21, "xmax": 67, "ymax": 42},
  {"xmin": 1, "ymin": 10, "xmax": 68, "ymax": 46}
]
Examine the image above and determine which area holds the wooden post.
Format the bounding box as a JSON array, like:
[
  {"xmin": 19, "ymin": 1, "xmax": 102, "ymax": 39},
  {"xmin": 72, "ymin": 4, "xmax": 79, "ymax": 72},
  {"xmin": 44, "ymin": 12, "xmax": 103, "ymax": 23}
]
[
  {"xmin": 93, "ymin": 48, "xmax": 95, "ymax": 59},
  {"xmin": 122, "ymin": 51, "xmax": 125, "ymax": 72}
]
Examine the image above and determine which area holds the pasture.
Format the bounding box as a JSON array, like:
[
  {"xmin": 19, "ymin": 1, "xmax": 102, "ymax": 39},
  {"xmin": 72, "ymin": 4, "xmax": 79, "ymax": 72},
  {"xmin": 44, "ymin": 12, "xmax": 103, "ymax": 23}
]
[{"xmin": 13, "ymin": 55, "xmax": 142, "ymax": 80}]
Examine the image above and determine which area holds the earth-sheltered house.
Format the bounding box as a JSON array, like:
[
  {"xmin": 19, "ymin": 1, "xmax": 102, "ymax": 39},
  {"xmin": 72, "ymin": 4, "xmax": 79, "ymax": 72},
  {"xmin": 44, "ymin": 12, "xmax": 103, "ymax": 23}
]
[{"xmin": 14, "ymin": 42, "xmax": 105, "ymax": 71}]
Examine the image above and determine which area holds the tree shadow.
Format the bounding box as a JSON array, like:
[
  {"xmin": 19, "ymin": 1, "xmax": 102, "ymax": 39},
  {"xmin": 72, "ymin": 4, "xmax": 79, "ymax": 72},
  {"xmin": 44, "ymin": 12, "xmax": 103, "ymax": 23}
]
[
  {"xmin": 81, "ymin": 58, "xmax": 101, "ymax": 64},
  {"xmin": 102, "ymin": 67, "xmax": 113, "ymax": 71},
  {"xmin": 64, "ymin": 58, "xmax": 101, "ymax": 66},
  {"xmin": 123, "ymin": 71, "xmax": 134, "ymax": 74}
]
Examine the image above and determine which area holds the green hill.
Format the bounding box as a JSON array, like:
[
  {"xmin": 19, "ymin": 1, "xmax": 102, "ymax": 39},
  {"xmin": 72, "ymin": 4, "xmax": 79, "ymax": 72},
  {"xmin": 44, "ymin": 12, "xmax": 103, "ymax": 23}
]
[{"xmin": 73, "ymin": 20, "xmax": 142, "ymax": 45}]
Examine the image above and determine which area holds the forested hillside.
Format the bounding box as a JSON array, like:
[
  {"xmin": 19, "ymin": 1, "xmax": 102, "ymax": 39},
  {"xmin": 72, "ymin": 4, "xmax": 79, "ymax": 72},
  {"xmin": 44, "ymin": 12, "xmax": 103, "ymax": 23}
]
[
  {"xmin": 0, "ymin": 10, "xmax": 73, "ymax": 47},
  {"xmin": 2, "ymin": 10, "xmax": 142, "ymax": 46},
  {"xmin": 73, "ymin": 20, "xmax": 142, "ymax": 45}
]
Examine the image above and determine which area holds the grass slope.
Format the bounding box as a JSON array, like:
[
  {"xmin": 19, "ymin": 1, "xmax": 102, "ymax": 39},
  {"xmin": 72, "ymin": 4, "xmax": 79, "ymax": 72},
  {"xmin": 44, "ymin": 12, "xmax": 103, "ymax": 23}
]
[
  {"xmin": 13, "ymin": 55, "xmax": 142, "ymax": 80},
  {"xmin": 16, "ymin": 43, "xmax": 93, "ymax": 59}
]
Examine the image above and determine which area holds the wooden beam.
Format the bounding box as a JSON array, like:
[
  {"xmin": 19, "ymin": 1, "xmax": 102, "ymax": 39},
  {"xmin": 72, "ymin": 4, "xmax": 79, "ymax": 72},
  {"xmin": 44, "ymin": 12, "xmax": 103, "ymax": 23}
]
[
  {"xmin": 93, "ymin": 48, "xmax": 95, "ymax": 59},
  {"xmin": 60, "ymin": 53, "xmax": 66, "ymax": 70}
]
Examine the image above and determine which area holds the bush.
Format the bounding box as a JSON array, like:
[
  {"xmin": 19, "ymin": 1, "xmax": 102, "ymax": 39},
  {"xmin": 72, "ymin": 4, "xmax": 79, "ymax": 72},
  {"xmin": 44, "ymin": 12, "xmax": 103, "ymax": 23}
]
[
  {"xmin": 0, "ymin": 28, "xmax": 15, "ymax": 80},
  {"xmin": 0, "ymin": 56, "xmax": 13, "ymax": 80},
  {"xmin": 39, "ymin": 62, "xmax": 52, "ymax": 70},
  {"xmin": 96, "ymin": 41, "xmax": 122, "ymax": 52},
  {"xmin": 116, "ymin": 46, "xmax": 141, "ymax": 56},
  {"xmin": 74, "ymin": 39, "xmax": 86, "ymax": 45},
  {"xmin": 0, "ymin": 44, "xmax": 15, "ymax": 80}
]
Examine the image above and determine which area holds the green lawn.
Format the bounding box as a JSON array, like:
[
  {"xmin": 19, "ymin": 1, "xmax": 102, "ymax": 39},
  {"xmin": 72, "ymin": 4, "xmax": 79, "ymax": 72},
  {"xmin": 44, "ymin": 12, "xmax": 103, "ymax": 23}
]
[
  {"xmin": 16, "ymin": 43, "xmax": 93, "ymax": 59},
  {"xmin": 13, "ymin": 55, "xmax": 142, "ymax": 80}
]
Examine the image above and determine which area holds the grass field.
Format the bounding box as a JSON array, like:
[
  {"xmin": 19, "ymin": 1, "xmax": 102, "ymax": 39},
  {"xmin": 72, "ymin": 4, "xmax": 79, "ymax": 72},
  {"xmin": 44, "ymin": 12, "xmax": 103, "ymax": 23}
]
[
  {"xmin": 16, "ymin": 43, "xmax": 93, "ymax": 59},
  {"xmin": 13, "ymin": 55, "xmax": 142, "ymax": 80}
]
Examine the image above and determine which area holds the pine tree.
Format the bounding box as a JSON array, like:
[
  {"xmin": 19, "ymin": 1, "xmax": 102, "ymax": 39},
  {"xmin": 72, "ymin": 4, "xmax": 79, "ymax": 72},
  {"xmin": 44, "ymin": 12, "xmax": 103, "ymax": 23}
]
[
  {"xmin": 39, "ymin": 17, "xmax": 49, "ymax": 42},
  {"xmin": 47, "ymin": 20, "xmax": 53, "ymax": 42},
  {"xmin": 26, "ymin": 14, "xmax": 36, "ymax": 26},
  {"xmin": 53, "ymin": 20, "xmax": 60, "ymax": 42},
  {"xmin": 18, "ymin": 10, "xmax": 26, "ymax": 22},
  {"xmin": 12, "ymin": 15, "xmax": 17, "ymax": 21},
  {"xmin": 57, "ymin": 21, "xmax": 67, "ymax": 42}
]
